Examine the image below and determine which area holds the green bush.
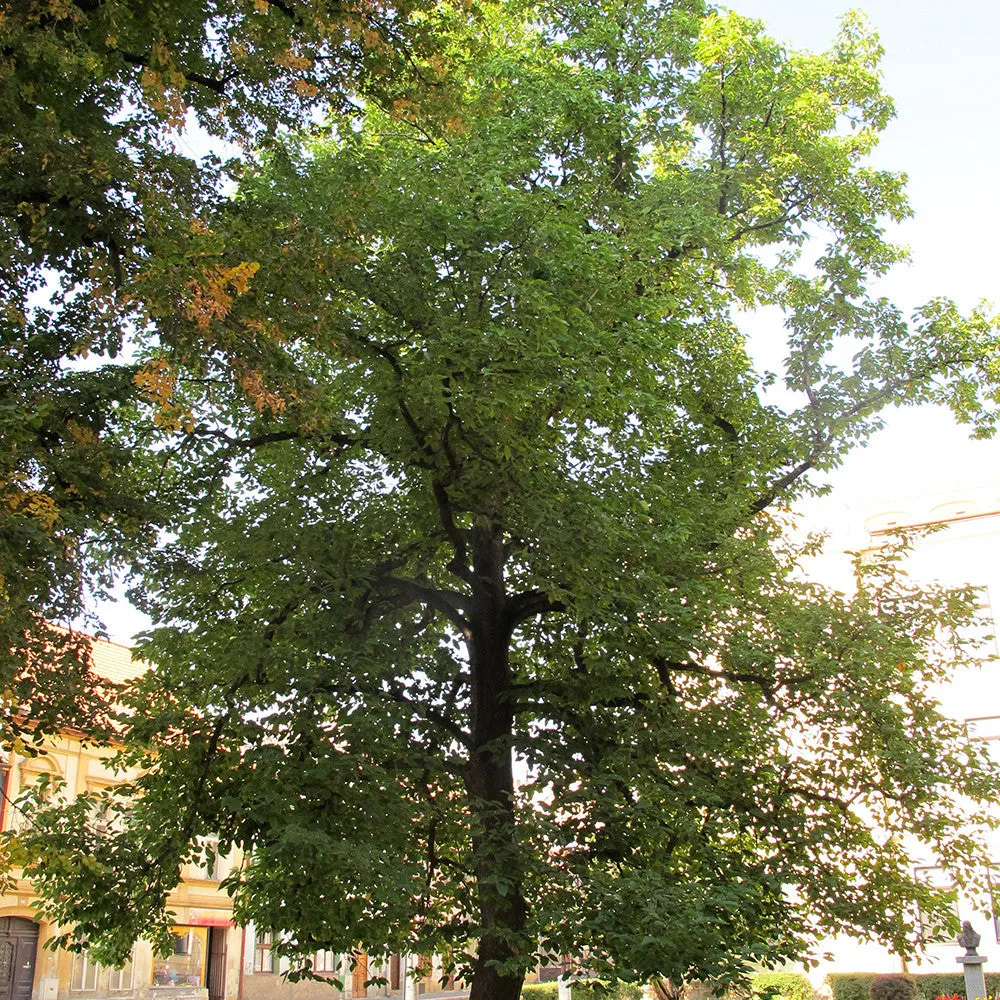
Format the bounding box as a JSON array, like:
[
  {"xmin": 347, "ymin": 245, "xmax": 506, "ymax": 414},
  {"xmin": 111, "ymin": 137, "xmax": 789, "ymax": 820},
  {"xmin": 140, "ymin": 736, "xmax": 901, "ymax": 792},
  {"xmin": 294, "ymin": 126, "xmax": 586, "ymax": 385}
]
[
  {"xmin": 828, "ymin": 974, "xmax": 877, "ymax": 1000},
  {"xmin": 912, "ymin": 973, "xmax": 1000, "ymax": 999},
  {"xmin": 522, "ymin": 985, "xmax": 559, "ymax": 1000},
  {"xmin": 910, "ymin": 976, "xmax": 966, "ymax": 1000},
  {"xmin": 521, "ymin": 981, "xmax": 643, "ymax": 1000},
  {"xmin": 827, "ymin": 972, "xmax": 1000, "ymax": 1000},
  {"xmin": 870, "ymin": 975, "xmax": 917, "ymax": 1000},
  {"xmin": 750, "ymin": 973, "xmax": 814, "ymax": 1000}
]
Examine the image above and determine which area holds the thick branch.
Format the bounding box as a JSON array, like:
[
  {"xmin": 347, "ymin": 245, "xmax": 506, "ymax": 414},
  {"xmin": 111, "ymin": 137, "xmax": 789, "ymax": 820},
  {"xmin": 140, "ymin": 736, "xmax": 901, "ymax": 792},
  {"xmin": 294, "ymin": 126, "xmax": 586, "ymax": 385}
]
[
  {"xmin": 120, "ymin": 51, "xmax": 235, "ymax": 96},
  {"xmin": 375, "ymin": 575, "xmax": 469, "ymax": 630},
  {"xmin": 356, "ymin": 335, "xmax": 435, "ymax": 461},
  {"xmin": 432, "ymin": 481, "xmax": 474, "ymax": 585},
  {"xmin": 195, "ymin": 426, "xmax": 358, "ymax": 457},
  {"xmin": 652, "ymin": 655, "xmax": 775, "ymax": 701},
  {"xmin": 508, "ymin": 589, "xmax": 567, "ymax": 626}
]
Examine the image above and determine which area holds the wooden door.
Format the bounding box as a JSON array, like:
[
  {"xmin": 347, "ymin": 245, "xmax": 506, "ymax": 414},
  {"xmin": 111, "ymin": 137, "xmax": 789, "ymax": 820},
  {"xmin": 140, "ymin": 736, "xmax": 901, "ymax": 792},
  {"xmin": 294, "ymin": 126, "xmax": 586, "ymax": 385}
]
[
  {"xmin": 206, "ymin": 928, "xmax": 227, "ymax": 1000},
  {"xmin": 352, "ymin": 952, "xmax": 368, "ymax": 999},
  {"xmin": 0, "ymin": 919, "xmax": 38, "ymax": 1000}
]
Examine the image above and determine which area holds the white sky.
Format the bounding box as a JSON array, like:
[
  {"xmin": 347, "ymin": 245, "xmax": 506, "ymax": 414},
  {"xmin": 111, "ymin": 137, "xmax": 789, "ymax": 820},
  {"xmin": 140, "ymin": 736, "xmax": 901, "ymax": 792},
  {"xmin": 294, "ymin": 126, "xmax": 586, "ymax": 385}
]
[
  {"xmin": 732, "ymin": 0, "xmax": 1000, "ymax": 572},
  {"xmin": 94, "ymin": 0, "xmax": 1000, "ymax": 642}
]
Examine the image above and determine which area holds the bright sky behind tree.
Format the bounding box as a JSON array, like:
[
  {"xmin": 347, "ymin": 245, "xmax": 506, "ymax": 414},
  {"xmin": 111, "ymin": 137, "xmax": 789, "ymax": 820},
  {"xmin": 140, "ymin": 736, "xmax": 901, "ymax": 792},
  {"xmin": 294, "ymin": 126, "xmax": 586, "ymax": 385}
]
[{"xmin": 735, "ymin": 0, "xmax": 1000, "ymax": 543}]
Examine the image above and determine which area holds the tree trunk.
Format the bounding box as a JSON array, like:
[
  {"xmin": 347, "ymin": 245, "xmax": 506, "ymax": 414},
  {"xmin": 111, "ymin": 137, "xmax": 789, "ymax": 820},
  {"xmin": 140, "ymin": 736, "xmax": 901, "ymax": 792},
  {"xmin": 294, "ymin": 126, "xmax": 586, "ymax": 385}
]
[{"xmin": 465, "ymin": 523, "xmax": 527, "ymax": 1000}]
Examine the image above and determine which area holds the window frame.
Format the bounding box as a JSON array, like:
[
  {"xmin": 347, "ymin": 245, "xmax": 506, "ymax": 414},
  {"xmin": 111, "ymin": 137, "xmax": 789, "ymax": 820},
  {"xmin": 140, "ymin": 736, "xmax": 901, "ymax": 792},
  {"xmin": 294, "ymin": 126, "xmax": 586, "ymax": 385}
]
[
  {"xmin": 312, "ymin": 950, "xmax": 339, "ymax": 974},
  {"xmin": 108, "ymin": 952, "xmax": 135, "ymax": 993},
  {"xmin": 914, "ymin": 864, "xmax": 961, "ymax": 946},
  {"xmin": 253, "ymin": 932, "xmax": 274, "ymax": 974},
  {"xmin": 70, "ymin": 952, "xmax": 98, "ymax": 993}
]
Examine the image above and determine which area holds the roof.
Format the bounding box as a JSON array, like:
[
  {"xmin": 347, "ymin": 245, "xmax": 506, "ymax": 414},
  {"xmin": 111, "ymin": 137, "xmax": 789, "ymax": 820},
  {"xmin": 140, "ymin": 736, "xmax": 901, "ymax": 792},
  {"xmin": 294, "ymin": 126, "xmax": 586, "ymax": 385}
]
[
  {"xmin": 42, "ymin": 624, "xmax": 149, "ymax": 685},
  {"xmin": 87, "ymin": 634, "xmax": 148, "ymax": 685}
]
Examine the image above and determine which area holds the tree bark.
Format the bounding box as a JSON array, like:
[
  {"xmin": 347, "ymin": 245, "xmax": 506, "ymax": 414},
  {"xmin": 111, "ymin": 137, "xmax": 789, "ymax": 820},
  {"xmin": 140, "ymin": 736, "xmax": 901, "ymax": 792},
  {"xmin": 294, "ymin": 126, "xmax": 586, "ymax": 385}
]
[{"xmin": 465, "ymin": 522, "xmax": 527, "ymax": 1000}]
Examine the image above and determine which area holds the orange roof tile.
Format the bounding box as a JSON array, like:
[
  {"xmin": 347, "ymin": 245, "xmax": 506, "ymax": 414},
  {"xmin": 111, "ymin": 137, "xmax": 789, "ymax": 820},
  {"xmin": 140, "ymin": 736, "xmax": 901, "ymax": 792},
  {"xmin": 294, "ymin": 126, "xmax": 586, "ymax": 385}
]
[{"xmin": 87, "ymin": 634, "xmax": 148, "ymax": 685}]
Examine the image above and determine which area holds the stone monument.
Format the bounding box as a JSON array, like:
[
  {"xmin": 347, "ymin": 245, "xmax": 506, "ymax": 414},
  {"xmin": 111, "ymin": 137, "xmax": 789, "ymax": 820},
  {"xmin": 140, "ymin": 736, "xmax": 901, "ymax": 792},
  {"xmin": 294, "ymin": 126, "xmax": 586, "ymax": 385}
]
[{"xmin": 957, "ymin": 920, "xmax": 988, "ymax": 1000}]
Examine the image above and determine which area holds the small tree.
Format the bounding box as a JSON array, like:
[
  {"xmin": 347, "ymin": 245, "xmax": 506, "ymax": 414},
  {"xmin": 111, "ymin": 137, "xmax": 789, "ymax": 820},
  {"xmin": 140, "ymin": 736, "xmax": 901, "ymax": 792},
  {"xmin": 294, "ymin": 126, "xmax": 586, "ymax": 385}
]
[
  {"xmin": 15, "ymin": 4, "xmax": 1000, "ymax": 1000},
  {"xmin": 869, "ymin": 976, "xmax": 918, "ymax": 1000}
]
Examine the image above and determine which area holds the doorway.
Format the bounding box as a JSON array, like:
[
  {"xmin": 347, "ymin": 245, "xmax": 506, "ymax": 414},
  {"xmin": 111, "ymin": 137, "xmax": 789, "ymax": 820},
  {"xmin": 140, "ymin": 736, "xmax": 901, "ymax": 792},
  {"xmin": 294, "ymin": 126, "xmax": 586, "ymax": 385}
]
[
  {"xmin": 0, "ymin": 918, "xmax": 38, "ymax": 1000},
  {"xmin": 206, "ymin": 928, "xmax": 227, "ymax": 1000}
]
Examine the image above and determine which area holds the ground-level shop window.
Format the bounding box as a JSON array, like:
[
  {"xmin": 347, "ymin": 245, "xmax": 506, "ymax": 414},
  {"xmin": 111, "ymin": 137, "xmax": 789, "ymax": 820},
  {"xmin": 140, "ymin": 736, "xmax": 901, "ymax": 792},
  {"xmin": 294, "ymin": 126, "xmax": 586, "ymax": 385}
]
[
  {"xmin": 151, "ymin": 927, "xmax": 208, "ymax": 988},
  {"xmin": 70, "ymin": 953, "xmax": 97, "ymax": 992},
  {"xmin": 253, "ymin": 932, "xmax": 274, "ymax": 974}
]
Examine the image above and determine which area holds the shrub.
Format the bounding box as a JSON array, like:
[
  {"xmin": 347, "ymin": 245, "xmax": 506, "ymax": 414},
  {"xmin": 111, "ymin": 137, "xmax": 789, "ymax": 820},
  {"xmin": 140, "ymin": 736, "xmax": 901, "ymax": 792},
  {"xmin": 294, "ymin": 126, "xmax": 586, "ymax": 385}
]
[
  {"xmin": 828, "ymin": 974, "xmax": 877, "ymax": 1000},
  {"xmin": 910, "ymin": 977, "xmax": 966, "ymax": 1000},
  {"xmin": 574, "ymin": 982, "xmax": 643, "ymax": 1000},
  {"xmin": 913, "ymin": 974, "xmax": 1000, "ymax": 1000},
  {"xmin": 751, "ymin": 973, "xmax": 814, "ymax": 1000},
  {"xmin": 828, "ymin": 973, "xmax": 1000, "ymax": 1000},
  {"xmin": 521, "ymin": 981, "xmax": 642, "ymax": 1000},
  {"xmin": 870, "ymin": 975, "xmax": 918, "ymax": 1000},
  {"xmin": 522, "ymin": 986, "xmax": 559, "ymax": 1000}
]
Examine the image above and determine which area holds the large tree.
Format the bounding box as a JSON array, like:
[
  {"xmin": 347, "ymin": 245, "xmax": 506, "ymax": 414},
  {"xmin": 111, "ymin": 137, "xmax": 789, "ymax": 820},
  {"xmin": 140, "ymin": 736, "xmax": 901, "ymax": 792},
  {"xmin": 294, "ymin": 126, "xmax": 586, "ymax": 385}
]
[
  {"xmin": 16, "ymin": 4, "xmax": 1000, "ymax": 1000},
  {"xmin": 0, "ymin": 0, "xmax": 482, "ymax": 748}
]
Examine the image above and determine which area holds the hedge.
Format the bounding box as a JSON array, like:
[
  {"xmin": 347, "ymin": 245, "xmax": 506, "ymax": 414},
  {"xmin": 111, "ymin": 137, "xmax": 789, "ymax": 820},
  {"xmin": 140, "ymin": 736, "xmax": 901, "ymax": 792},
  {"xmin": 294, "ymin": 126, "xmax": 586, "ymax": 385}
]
[
  {"xmin": 521, "ymin": 982, "xmax": 643, "ymax": 1000},
  {"xmin": 827, "ymin": 973, "xmax": 877, "ymax": 1000},
  {"xmin": 522, "ymin": 985, "xmax": 559, "ymax": 1000},
  {"xmin": 827, "ymin": 972, "xmax": 1000, "ymax": 1000},
  {"xmin": 869, "ymin": 976, "xmax": 917, "ymax": 1000},
  {"xmin": 750, "ymin": 973, "xmax": 815, "ymax": 1000}
]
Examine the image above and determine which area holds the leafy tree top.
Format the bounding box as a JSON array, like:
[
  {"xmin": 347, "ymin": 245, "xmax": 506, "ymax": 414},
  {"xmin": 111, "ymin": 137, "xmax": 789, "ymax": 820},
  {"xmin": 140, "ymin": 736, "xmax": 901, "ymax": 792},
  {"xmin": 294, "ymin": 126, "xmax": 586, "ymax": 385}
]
[{"xmin": 0, "ymin": 0, "xmax": 487, "ymax": 748}]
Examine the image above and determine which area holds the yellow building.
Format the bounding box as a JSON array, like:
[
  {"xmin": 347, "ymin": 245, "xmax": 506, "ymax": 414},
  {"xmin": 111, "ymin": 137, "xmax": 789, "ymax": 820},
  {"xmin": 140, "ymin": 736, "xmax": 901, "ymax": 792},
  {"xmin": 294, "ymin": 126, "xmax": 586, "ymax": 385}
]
[
  {"xmin": 800, "ymin": 488, "xmax": 1000, "ymax": 983},
  {"xmin": 0, "ymin": 634, "xmax": 469, "ymax": 1000},
  {"xmin": 0, "ymin": 635, "xmax": 242, "ymax": 1000}
]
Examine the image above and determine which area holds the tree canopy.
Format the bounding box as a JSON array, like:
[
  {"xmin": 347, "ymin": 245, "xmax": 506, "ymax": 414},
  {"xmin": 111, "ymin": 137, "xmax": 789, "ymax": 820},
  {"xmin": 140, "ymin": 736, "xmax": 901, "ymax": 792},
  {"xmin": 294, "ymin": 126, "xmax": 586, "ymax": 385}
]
[
  {"xmin": 0, "ymin": 0, "xmax": 483, "ymax": 748},
  {"xmin": 12, "ymin": 3, "xmax": 1000, "ymax": 1000}
]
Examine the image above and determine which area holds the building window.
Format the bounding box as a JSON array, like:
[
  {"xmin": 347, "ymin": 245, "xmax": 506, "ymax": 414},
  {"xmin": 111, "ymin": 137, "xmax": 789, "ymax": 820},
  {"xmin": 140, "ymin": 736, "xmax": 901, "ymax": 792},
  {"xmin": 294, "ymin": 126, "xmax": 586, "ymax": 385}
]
[
  {"xmin": 70, "ymin": 953, "xmax": 98, "ymax": 992},
  {"xmin": 313, "ymin": 950, "xmax": 338, "ymax": 974},
  {"xmin": 253, "ymin": 932, "xmax": 274, "ymax": 974},
  {"xmin": 190, "ymin": 836, "xmax": 225, "ymax": 882},
  {"xmin": 151, "ymin": 927, "xmax": 208, "ymax": 988},
  {"xmin": 966, "ymin": 716, "xmax": 1000, "ymax": 764},
  {"xmin": 986, "ymin": 864, "xmax": 1000, "ymax": 944},
  {"xmin": 108, "ymin": 952, "xmax": 134, "ymax": 992},
  {"xmin": 914, "ymin": 865, "xmax": 960, "ymax": 945}
]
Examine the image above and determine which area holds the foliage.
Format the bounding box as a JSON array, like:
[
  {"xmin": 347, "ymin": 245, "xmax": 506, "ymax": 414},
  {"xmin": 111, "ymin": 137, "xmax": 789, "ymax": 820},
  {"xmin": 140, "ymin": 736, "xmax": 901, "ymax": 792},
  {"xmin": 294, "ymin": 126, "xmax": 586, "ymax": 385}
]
[
  {"xmin": 13, "ymin": 3, "xmax": 1000, "ymax": 1000},
  {"xmin": 521, "ymin": 983, "xmax": 643, "ymax": 1000},
  {"xmin": 522, "ymin": 986, "xmax": 560, "ymax": 1000},
  {"xmin": 870, "ymin": 976, "xmax": 918, "ymax": 1000},
  {"xmin": 829, "ymin": 974, "xmax": 1000, "ymax": 1000},
  {"xmin": 576, "ymin": 983, "xmax": 645, "ymax": 1000},
  {"xmin": 0, "ymin": 346, "xmax": 146, "ymax": 750},
  {"xmin": 828, "ymin": 974, "xmax": 879, "ymax": 1000},
  {"xmin": 749, "ymin": 972, "xmax": 815, "ymax": 1000},
  {"xmin": 0, "ymin": 0, "xmax": 489, "ymax": 746},
  {"xmin": 914, "ymin": 976, "xmax": 1000, "ymax": 1000}
]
